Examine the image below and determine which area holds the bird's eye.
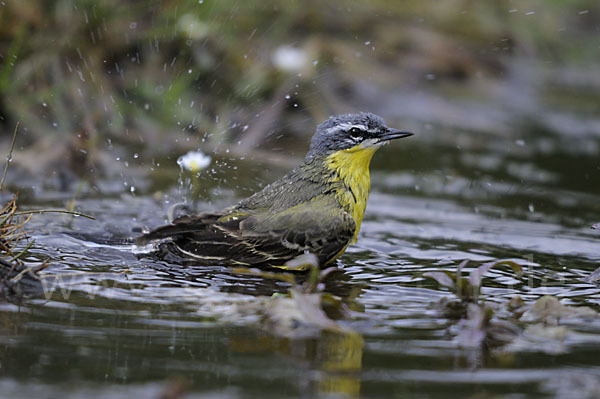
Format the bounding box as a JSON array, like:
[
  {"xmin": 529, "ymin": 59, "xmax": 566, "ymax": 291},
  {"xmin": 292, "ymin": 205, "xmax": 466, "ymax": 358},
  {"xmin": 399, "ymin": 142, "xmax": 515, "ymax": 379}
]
[{"xmin": 349, "ymin": 127, "xmax": 362, "ymax": 139}]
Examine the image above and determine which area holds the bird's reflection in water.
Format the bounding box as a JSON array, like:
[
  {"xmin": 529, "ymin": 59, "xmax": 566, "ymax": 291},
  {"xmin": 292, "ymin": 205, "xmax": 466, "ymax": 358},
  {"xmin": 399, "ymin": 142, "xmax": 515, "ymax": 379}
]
[
  {"xmin": 229, "ymin": 331, "xmax": 363, "ymax": 399},
  {"xmin": 316, "ymin": 331, "xmax": 364, "ymax": 398},
  {"xmin": 147, "ymin": 261, "xmax": 365, "ymax": 398}
]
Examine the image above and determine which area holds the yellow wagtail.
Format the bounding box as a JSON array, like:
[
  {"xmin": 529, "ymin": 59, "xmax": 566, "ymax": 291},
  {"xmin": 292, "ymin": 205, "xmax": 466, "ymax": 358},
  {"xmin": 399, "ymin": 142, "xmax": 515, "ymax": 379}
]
[{"xmin": 137, "ymin": 113, "xmax": 413, "ymax": 267}]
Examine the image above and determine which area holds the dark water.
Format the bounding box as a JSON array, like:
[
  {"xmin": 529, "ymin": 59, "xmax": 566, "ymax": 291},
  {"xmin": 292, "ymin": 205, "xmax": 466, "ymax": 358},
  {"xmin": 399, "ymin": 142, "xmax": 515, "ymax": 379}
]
[{"xmin": 1, "ymin": 124, "xmax": 600, "ymax": 399}]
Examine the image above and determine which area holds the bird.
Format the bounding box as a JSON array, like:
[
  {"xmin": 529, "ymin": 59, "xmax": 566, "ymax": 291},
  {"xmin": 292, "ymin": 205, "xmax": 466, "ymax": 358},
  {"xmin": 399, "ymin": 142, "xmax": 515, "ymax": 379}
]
[{"xmin": 137, "ymin": 112, "xmax": 413, "ymax": 268}]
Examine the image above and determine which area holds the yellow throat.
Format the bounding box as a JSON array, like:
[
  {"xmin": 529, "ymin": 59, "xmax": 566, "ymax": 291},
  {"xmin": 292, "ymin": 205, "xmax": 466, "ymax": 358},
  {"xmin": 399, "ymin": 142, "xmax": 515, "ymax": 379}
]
[{"xmin": 325, "ymin": 144, "xmax": 378, "ymax": 243}]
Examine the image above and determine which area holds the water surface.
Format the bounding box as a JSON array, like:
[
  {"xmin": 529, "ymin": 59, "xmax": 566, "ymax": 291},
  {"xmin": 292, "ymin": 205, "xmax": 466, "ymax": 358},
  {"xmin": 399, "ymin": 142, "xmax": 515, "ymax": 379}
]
[{"xmin": 1, "ymin": 124, "xmax": 600, "ymax": 399}]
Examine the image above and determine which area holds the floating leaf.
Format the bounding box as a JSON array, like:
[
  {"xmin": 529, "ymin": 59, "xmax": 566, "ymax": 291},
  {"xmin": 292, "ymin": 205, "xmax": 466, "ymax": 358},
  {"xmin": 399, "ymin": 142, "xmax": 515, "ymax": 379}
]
[
  {"xmin": 469, "ymin": 259, "xmax": 524, "ymax": 291},
  {"xmin": 456, "ymin": 259, "xmax": 469, "ymax": 275},
  {"xmin": 422, "ymin": 271, "xmax": 456, "ymax": 291},
  {"xmin": 521, "ymin": 295, "xmax": 597, "ymax": 325},
  {"xmin": 265, "ymin": 289, "xmax": 351, "ymax": 338},
  {"xmin": 585, "ymin": 266, "xmax": 600, "ymax": 284}
]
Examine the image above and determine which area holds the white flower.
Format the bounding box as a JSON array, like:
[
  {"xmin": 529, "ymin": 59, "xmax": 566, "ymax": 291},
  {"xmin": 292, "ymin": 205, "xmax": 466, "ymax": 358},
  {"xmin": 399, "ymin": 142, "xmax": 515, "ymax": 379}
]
[
  {"xmin": 272, "ymin": 46, "xmax": 308, "ymax": 73},
  {"xmin": 177, "ymin": 14, "xmax": 210, "ymax": 40},
  {"xmin": 177, "ymin": 150, "xmax": 211, "ymax": 172}
]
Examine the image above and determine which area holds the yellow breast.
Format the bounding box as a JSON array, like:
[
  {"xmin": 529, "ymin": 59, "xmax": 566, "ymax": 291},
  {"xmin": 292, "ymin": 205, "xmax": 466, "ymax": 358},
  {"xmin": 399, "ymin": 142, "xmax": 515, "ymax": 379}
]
[{"xmin": 325, "ymin": 145, "xmax": 378, "ymax": 243}]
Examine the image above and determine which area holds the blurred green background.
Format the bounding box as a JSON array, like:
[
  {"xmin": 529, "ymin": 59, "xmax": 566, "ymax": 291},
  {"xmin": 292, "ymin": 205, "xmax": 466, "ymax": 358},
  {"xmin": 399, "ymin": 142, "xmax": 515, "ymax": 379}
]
[{"xmin": 1, "ymin": 0, "xmax": 599, "ymax": 185}]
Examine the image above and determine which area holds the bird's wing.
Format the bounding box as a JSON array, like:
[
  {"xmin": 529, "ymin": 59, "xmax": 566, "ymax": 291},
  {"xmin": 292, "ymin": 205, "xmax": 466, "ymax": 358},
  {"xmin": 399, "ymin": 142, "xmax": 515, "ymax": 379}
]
[
  {"xmin": 237, "ymin": 196, "xmax": 356, "ymax": 266},
  {"xmin": 136, "ymin": 197, "xmax": 355, "ymax": 267},
  {"xmin": 136, "ymin": 211, "xmax": 254, "ymax": 264},
  {"xmin": 136, "ymin": 212, "xmax": 226, "ymax": 244}
]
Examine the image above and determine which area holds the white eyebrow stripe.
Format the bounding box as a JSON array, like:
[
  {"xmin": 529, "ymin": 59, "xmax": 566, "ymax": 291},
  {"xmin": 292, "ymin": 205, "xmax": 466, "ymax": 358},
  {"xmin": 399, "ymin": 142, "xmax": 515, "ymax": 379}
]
[{"xmin": 326, "ymin": 123, "xmax": 368, "ymax": 134}]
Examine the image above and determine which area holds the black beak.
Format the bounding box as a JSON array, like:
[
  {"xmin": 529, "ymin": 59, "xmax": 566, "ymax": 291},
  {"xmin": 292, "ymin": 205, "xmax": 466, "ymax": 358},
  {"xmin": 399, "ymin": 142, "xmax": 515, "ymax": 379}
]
[{"xmin": 379, "ymin": 128, "xmax": 414, "ymax": 141}]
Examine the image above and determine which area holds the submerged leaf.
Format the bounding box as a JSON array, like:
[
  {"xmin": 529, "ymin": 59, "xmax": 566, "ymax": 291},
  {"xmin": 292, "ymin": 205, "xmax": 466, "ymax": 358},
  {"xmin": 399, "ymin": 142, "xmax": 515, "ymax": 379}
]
[
  {"xmin": 456, "ymin": 303, "xmax": 487, "ymax": 349},
  {"xmin": 504, "ymin": 324, "xmax": 569, "ymax": 355},
  {"xmin": 524, "ymin": 324, "xmax": 568, "ymax": 341}
]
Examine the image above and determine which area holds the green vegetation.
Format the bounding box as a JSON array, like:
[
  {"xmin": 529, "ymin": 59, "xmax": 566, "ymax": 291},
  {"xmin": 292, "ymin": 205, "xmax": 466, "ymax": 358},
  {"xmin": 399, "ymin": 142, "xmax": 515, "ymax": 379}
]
[{"xmin": 1, "ymin": 0, "xmax": 599, "ymax": 164}]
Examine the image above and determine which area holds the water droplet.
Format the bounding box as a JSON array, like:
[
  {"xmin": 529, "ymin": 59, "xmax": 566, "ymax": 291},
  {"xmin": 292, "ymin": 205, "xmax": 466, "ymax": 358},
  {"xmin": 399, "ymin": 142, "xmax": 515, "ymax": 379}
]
[
  {"xmin": 144, "ymin": 103, "xmax": 150, "ymax": 110},
  {"xmin": 42, "ymin": 102, "xmax": 47, "ymax": 107},
  {"xmin": 188, "ymin": 68, "xmax": 192, "ymax": 74},
  {"xmin": 198, "ymin": 0, "xmax": 203, "ymax": 3},
  {"xmin": 133, "ymin": 153, "xmax": 139, "ymax": 159},
  {"xmin": 285, "ymin": 94, "xmax": 291, "ymax": 99},
  {"xmin": 364, "ymin": 41, "xmax": 371, "ymax": 45},
  {"xmin": 528, "ymin": 203, "xmax": 535, "ymax": 212},
  {"xmin": 293, "ymin": 103, "xmax": 298, "ymax": 107}
]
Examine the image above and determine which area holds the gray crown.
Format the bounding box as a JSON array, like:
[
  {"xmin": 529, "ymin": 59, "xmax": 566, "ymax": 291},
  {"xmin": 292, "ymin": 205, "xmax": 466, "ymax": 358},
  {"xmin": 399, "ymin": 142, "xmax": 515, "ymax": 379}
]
[{"xmin": 306, "ymin": 112, "xmax": 388, "ymax": 159}]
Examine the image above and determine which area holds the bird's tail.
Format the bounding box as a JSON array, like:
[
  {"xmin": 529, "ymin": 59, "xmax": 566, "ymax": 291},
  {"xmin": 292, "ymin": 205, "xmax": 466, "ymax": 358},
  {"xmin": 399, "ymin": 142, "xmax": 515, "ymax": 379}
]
[{"xmin": 135, "ymin": 213, "xmax": 222, "ymax": 245}]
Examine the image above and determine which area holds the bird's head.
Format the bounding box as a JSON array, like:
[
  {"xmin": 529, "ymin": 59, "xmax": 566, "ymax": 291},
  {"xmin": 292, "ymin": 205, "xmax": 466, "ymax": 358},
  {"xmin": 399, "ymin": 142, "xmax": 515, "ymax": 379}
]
[{"xmin": 306, "ymin": 112, "xmax": 413, "ymax": 160}]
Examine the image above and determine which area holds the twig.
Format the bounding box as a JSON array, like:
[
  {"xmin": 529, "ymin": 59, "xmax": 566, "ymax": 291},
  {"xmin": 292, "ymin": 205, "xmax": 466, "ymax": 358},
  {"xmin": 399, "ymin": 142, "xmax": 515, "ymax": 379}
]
[
  {"xmin": 0, "ymin": 121, "xmax": 19, "ymax": 191},
  {"xmin": 13, "ymin": 209, "xmax": 96, "ymax": 220},
  {"xmin": 9, "ymin": 262, "xmax": 48, "ymax": 283},
  {"xmin": 9, "ymin": 239, "xmax": 35, "ymax": 262}
]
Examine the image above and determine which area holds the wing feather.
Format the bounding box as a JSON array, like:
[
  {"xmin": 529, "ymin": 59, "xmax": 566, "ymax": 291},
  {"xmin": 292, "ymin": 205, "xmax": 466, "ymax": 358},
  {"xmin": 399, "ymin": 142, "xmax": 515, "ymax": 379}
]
[{"xmin": 137, "ymin": 196, "xmax": 355, "ymax": 268}]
